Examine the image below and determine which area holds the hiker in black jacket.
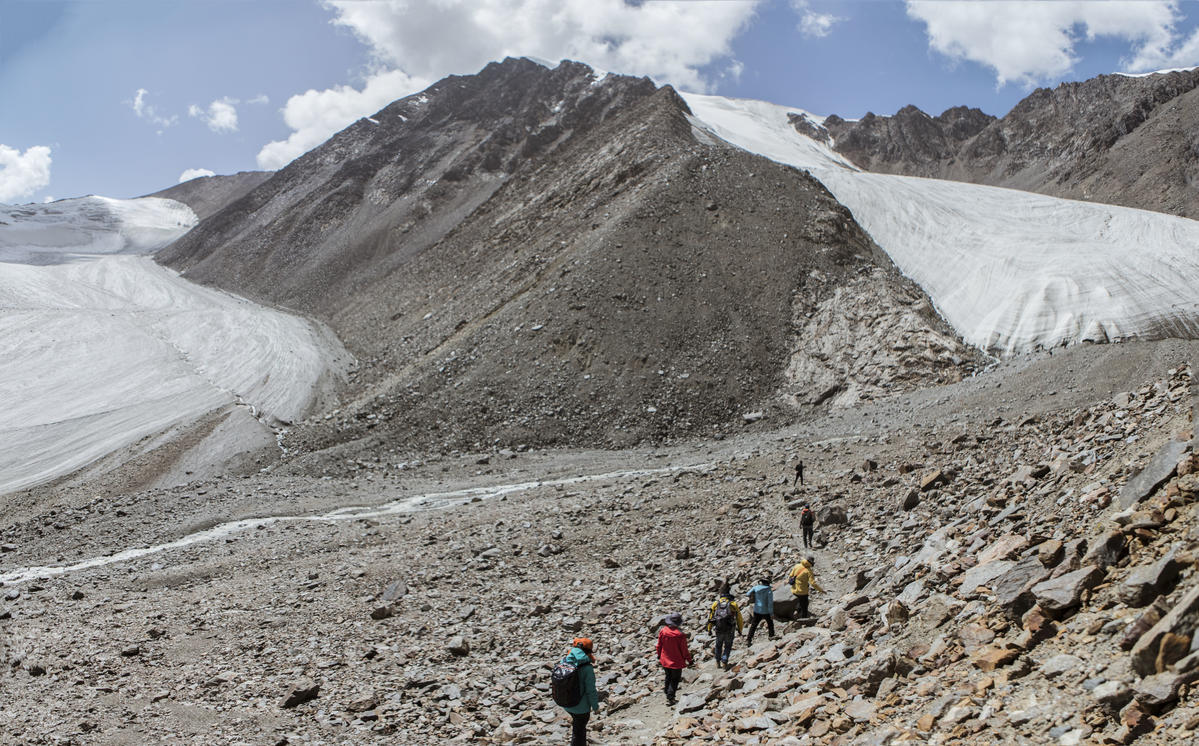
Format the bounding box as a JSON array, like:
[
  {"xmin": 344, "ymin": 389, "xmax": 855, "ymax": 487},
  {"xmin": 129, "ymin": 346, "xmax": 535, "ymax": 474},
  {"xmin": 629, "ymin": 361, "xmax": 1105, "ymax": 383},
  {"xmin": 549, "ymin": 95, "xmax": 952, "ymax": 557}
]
[
  {"xmin": 705, "ymin": 581, "xmax": 743, "ymax": 669},
  {"xmin": 793, "ymin": 461, "xmax": 804, "ymax": 486},
  {"xmin": 800, "ymin": 504, "xmax": 815, "ymax": 548}
]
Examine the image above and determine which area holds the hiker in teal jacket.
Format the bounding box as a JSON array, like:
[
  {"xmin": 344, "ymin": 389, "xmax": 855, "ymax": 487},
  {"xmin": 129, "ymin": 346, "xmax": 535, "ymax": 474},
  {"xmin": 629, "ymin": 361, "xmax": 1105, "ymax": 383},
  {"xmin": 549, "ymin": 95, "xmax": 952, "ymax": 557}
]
[
  {"xmin": 745, "ymin": 577, "xmax": 776, "ymax": 646},
  {"xmin": 562, "ymin": 638, "xmax": 599, "ymax": 746}
]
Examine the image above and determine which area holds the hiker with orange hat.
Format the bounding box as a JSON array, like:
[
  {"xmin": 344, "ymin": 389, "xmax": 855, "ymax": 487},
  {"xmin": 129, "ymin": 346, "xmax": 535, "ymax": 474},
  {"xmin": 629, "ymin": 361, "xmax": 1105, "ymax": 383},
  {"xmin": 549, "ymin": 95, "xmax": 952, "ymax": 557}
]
[
  {"xmin": 553, "ymin": 637, "xmax": 599, "ymax": 746},
  {"xmin": 655, "ymin": 613, "xmax": 692, "ymax": 705}
]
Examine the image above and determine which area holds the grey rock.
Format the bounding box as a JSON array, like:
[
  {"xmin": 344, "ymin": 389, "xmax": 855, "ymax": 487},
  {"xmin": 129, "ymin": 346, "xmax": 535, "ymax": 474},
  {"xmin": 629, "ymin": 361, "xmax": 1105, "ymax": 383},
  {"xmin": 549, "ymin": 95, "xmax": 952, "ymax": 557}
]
[
  {"xmin": 1031, "ymin": 565, "xmax": 1103, "ymax": 615},
  {"xmin": 1091, "ymin": 680, "xmax": 1133, "ymax": 708},
  {"xmin": 1040, "ymin": 653, "xmax": 1082, "ymax": 679},
  {"xmin": 1131, "ymin": 583, "xmax": 1199, "ymax": 676},
  {"xmin": 1117, "ymin": 440, "xmax": 1187, "ymax": 509},
  {"xmin": 281, "ymin": 679, "xmax": 320, "ymax": 708},
  {"xmin": 447, "ymin": 636, "xmax": 470, "ymax": 656},
  {"xmin": 382, "ymin": 580, "xmax": 408, "ymax": 602},
  {"xmin": 1081, "ymin": 530, "xmax": 1126, "ymax": 570},
  {"xmin": 1118, "ymin": 554, "xmax": 1181, "ymax": 608},
  {"xmin": 991, "ymin": 555, "xmax": 1051, "ymax": 617},
  {"xmin": 817, "ymin": 505, "xmax": 848, "ymax": 524},
  {"xmin": 957, "ymin": 559, "xmax": 1016, "ymax": 597}
]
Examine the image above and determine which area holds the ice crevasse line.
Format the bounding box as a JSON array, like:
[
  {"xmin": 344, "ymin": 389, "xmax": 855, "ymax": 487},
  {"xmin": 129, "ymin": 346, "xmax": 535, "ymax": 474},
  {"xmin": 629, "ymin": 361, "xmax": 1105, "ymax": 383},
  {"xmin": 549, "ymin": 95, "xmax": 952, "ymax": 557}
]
[{"xmin": 680, "ymin": 92, "xmax": 1199, "ymax": 356}]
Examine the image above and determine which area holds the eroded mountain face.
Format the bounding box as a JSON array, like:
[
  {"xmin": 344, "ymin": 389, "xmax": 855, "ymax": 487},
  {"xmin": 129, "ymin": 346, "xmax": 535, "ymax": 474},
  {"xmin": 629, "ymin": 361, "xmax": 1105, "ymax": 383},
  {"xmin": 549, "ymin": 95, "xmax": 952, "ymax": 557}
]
[
  {"xmin": 159, "ymin": 58, "xmax": 977, "ymax": 454},
  {"xmin": 823, "ymin": 69, "xmax": 1199, "ymax": 219}
]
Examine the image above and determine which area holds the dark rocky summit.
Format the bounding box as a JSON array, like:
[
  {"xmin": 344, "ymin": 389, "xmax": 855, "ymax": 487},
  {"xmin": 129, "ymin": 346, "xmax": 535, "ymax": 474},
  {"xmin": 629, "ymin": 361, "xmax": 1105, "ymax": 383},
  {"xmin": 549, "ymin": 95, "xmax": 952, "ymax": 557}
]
[{"xmin": 822, "ymin": 69, "xmax": 1199, "ymax": 219}]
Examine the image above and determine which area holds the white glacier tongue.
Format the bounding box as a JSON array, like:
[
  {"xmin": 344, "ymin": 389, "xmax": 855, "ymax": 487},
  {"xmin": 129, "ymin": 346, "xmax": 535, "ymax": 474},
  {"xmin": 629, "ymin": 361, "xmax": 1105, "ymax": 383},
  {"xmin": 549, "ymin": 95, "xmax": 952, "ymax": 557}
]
[
  {"xmin": 0, "ymin": 196, "xmax": 336, "ymax": 494},
  {"xmin": 681, "ymin": 92, "xmax": 1199, "ymax": 355}
]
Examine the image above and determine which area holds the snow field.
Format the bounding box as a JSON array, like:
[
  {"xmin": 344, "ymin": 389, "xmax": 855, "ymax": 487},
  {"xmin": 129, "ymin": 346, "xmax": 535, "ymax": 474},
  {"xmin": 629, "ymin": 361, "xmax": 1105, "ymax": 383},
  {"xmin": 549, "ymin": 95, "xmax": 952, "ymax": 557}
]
[{"xmin": 0, "ymin": 197, "xmax": 335, "ymax": 494}]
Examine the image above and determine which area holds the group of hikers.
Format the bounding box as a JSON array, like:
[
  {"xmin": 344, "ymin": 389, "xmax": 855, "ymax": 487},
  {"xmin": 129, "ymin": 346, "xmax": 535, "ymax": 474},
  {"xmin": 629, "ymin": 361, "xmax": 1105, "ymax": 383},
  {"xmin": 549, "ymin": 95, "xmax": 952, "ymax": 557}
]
[
  {"xmin": 554, "ymin": 556, "xmax": 825, "ymax": 745},
  {"xmin": 552, "ymin": 460, "xmax": 822, "ymax": 745}
]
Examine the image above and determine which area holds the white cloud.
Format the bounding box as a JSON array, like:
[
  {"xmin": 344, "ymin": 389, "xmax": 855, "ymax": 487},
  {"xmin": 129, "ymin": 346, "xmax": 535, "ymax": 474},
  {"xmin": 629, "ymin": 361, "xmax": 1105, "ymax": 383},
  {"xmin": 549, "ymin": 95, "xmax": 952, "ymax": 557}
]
[
  {"xmin": 130, "ymin": 89, "xmax": 178, "ymax": 130},
  {"xmin": 179, "ymin": 168, "xmax": 216, "ymax": 183},
  {"xmin": 189, "ymin": 97, "xmax": 239, "ymax": 133},
  {"xmin": 326, "ymin": 0, "xmax": 758, "ymax": 91},
  {"xmin": 791, "ymin": 1, "xmax": 843, "ymax": 39},
  {"xmin": 247, "ymin": 94, "xmax": 270, "ymax": 105},
  {"xmin": 0, "ymin": 145, "xmax": 52, "ymax": 203},
  {"xmin": 257, "ymin": 68, "xmax": 427, "ymax": 169},
  {"xmin": 906, "ymin": 1, "xmax": 1184, "ymax": 86}
]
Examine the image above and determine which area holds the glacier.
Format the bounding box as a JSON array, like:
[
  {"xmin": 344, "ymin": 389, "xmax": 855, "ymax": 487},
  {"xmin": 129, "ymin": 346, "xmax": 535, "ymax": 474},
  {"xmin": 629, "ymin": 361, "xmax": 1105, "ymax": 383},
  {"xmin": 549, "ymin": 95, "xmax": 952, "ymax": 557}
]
[
  {"xmin": 0, "ymin": 196, "xmax": 339, "ymax": 494},
  {"xmin": 682, "ymin": 92, "xmax": 1199, "ymax": 355}
]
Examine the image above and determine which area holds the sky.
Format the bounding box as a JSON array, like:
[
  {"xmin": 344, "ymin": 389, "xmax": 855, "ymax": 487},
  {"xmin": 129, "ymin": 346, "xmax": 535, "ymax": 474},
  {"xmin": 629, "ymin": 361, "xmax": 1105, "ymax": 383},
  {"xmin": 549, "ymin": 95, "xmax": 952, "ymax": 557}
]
[{"xmin": 2, "ymin": 0, "xmax": 1199, "ymax": 204}]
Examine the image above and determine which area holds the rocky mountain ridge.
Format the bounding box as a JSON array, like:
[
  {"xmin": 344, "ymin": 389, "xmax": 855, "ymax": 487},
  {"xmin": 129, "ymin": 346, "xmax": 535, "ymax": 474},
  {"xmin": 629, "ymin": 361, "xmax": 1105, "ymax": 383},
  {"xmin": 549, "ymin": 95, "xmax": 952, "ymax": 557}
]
[
  {"xmin": 159, "ymin": 58, "xmax": 978, "ymax": 456},
  {"xmin": 822, "ymin": 69, "xmax": 1199, "ymax": 219}
]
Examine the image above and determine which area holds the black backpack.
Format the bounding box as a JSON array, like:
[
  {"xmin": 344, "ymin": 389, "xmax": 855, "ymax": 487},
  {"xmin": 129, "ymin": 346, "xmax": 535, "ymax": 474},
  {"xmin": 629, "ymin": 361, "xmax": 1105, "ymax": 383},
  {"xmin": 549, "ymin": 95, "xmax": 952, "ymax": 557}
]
[
  {"xmin": 800, "ymin": 508, "xmax": 814, "ymax": 526},
  {"xmin": 713, "ymin": 598, "xmax": 735, "ymax": 632},
  {"xmin": 551, "ymin": 658, "xmax": 583, "ymax": 707}
]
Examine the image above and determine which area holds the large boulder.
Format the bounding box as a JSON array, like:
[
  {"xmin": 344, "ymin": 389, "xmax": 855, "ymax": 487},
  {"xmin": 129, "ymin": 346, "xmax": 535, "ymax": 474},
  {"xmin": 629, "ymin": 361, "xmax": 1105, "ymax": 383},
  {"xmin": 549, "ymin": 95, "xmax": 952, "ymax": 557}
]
[
  {"xmin": 817, "ymin": 505, "xmax": 849, "ymax": 525},
  {"xmin": 1117, "ymin": 440, "xmax": 1187, "ymax": 509},
  {"xmin": 1031, "ymin": 565, "xmax": 1103, "ymax": 615},
  {"xmin": 1131, "ymin": 584, "xmax": 1199, "ymax": 676},
  {"xmin": 991, "ymin": 555, "xmax": 1051, "ymax": 618},
  {"xmin": 1118, "ymin": 554, "xmax": 1182, "ymax": 608}
]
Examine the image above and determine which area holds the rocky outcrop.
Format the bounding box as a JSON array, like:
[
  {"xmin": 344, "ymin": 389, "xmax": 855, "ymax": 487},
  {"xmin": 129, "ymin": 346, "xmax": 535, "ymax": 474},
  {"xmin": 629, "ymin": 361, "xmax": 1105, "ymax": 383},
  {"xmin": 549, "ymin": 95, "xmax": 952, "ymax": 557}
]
[{"xmin": 823, "ymin": 68, "xmax": 1199, "ymax": 219}]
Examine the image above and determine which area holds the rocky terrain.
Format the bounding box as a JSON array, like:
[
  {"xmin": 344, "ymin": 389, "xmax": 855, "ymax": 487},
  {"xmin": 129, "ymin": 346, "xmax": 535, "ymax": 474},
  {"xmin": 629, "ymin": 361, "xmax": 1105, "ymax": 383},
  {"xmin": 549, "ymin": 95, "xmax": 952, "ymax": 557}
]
[
  {"xmin": 158, "ymin": 58, "xmax": 978, "ymax": 454},
  {"xmin": 822, "ymin": 68, "xmax": 1199, "ymax": 219},
  {"xmin": 147, "ymin": 171, "xmax": 273, "ymax": 221},
  {"xmin": 3, "ymin": 340, "xmax": 1199, "ymax": 745}
]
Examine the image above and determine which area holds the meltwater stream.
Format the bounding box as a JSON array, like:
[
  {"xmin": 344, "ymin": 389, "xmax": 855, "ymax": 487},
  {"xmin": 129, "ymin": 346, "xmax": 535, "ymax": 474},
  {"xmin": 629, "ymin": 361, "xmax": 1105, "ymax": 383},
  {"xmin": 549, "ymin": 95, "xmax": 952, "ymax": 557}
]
[{"xmin": 0, "ymin": 462, "xmax": 710, "ymax": 586}]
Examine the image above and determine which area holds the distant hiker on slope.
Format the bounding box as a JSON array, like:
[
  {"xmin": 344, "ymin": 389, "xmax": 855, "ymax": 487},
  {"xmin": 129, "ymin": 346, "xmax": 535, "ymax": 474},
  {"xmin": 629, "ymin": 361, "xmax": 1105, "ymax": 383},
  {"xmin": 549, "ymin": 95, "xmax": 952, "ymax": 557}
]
[
  {"xmin": 788, "ymin": 556, "xmax": 824, "ymax": 619},
  {"xmin": 800, "ymin": 504, "xmax": 816, "ymax": 549},
  {"xmin": 553, "ymin": 637, "xmax": 599, "ymax": 746},
  {"xmin": 793, "ymin": 460, "xmax": 805, "ymax": 486},
  {"xmin": 706, "ymin": 581, "xmax": 743, "ymax": 670},
  {"xmin": 656, "ymin": 612, "xmax": 692, "ymax": 705},
  {"xmin": 745, "ymin": 577, "xmax": 776, "ymax": 646}
]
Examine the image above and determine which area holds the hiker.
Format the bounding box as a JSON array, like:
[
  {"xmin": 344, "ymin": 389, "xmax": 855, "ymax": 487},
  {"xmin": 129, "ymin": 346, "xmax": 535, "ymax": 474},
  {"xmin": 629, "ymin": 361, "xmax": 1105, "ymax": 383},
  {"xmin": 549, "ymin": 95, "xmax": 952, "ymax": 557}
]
[
  {"xmin": 705, "ymin": 581, "xmax": 743, "ymax": 669},
  {"xmin": 656, "ymin": 612, "xmax": 692, "ymax": 705},
  {"xmin": 793, "ymin": 460, "xmax": 805, "ymax": 486},
  {"xmin": 788, "ymin": 556, "xmax": 825, "ymax": 619},
  {"xmin": 800, "ymin": 504, "xmax": 816, "ymax": 548},
  {"xmin": 745, "ymin": 577, "xmax": 775, "ymax": 646},
  {"xmin": 554, "ymin": 637, "xmax": 599, "ymax": 746}
]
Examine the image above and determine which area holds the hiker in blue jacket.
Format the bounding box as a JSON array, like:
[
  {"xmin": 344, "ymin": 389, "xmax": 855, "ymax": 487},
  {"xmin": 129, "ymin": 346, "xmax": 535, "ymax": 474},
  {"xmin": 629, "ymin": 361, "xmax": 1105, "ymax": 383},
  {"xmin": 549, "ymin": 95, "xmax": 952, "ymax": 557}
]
[
  {"xmin": 745, "ymin": 577, "xmax": 776, "ymax": 646},
  {"xmin": 561, "ymin": 638, "xmax": 599, "ymax": 746}
]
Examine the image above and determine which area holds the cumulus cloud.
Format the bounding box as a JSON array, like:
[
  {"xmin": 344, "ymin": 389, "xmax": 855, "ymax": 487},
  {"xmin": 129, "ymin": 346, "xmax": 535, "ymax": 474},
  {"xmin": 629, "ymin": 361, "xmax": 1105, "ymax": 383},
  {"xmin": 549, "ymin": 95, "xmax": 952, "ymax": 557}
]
[
  {"xmin": 189, "ymin": 97, "xmax": 239, "ymax": 133},
  {"xmin": 179, "ymin": 168, "xmax": 216, "ymax": 183},
  {"xmin": 791, "ymin": 0, "xmax": 843, "ymax": 39},
  {"xmin": 0, "ymin": 145, "xmax": 52, "ymax": 203},
  {"xmin": 906, "ymin": 0, "xmax": 1186, "ymax": 86},
  {"xmin": 257, "ymin": 68, "xmax": 428, "ymax": 169},
  {"xmin": 130, "ymin": 89, "xmax": 178, "ymax": 130}
]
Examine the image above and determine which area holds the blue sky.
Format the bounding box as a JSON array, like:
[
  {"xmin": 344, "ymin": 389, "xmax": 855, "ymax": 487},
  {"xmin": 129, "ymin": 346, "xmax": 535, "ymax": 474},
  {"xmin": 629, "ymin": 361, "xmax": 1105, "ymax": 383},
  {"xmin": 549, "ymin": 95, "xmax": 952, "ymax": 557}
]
[{"xmin": 3, "ymin": 0, "xmax": 1199, "ymax": 204}]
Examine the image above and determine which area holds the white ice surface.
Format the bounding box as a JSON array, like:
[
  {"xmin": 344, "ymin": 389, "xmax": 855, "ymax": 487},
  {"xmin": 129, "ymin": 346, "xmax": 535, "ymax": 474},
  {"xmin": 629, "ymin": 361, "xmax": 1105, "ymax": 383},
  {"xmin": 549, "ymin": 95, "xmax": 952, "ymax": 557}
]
[
  {"xmin": 1114, "ymin": 66, "xmax": 1198, "ymax": 78},
  {"xmin": 682, "ymin": 91, "xmax": 1199, "ymax": 354},
  {"xmin": 0, "ymin": 197, "xmax": 334, "ymax": 494}
]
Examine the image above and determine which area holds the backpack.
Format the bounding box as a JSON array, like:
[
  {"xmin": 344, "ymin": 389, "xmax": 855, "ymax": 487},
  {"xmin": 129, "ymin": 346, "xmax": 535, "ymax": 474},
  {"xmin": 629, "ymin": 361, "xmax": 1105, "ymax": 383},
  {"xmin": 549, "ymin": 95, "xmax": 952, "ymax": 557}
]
[
  {"xmin": 551, "ymin": 658, "xmax": 582, "ymax": 707},
  {"xmin": 800, "ymin": 508, "xmax": 814, "ymax": 526},
  {"xmin": 713, "ymin": 598, "xmax": 735, "ymax": 632}
]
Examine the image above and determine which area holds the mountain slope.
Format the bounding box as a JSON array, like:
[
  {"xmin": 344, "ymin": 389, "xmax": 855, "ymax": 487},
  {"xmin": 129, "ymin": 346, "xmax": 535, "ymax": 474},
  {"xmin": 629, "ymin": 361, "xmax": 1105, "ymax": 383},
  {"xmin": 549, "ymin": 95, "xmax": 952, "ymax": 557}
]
[
  {"xmin": 823, "ymin": 68, "xmax": 1199, "ymax": 219},
  {"xmin": 159, "ymin": 58, "xmax": 974, "ymax": 453},
  {"xmin": 145, "ymin": 171, "xmax": 273, "ymax": 220}
]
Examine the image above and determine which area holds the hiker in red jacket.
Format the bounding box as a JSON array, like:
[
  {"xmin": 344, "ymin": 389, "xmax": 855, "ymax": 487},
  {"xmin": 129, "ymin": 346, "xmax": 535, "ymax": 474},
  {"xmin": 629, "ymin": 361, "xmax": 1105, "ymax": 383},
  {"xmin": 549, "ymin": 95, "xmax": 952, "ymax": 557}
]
[{"xmin": 656, "ymin": 612, "xmax": 692, "ymax": 705}]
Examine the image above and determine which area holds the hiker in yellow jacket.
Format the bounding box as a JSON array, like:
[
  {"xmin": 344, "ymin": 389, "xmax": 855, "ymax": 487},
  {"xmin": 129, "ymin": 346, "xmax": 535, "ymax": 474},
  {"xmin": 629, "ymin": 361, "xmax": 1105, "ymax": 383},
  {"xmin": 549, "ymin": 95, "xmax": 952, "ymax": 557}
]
[{"xmin": 788, "ymin": 557, "xmax": 824, "ymax": 619}]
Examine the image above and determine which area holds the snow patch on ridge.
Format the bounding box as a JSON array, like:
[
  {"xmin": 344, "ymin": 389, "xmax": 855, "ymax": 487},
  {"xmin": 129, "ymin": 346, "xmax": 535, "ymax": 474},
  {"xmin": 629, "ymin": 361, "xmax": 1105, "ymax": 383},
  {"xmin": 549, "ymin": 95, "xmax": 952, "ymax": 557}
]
[{"xmin": 682, "ymin": 91, "xmax": 1199, "ymax": 355}]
